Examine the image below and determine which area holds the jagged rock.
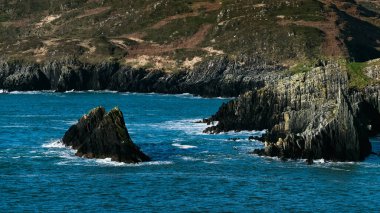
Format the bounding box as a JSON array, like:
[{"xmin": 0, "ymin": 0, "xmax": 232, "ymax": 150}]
[
  {"xmin": 205, "ymin": 62, "xmax": 379, "ymax": 161},
  {"xmin": 62, "ymin": 106, "xmax": 150, "ymax": 163}
]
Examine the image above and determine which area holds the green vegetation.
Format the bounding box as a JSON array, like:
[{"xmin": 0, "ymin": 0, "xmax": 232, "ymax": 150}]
[
  {"xmin": 165, "ymin": 48, "xmax": 207, "ymax": 62},
  {"xmin": 287, "ymin": 58, "xmax": 331, "ymax": 75},
  {"xmin": 145, "ymin": 12, "xmax": 218, "ymax": 44},
  {"xmin": 288, "ymin": 62, "xmax": 314, "ymax": 75},
  {"xmin": 0, "ymin": 0, "xmax": 379, "ymax": 70},
  {"xmin": 346, "ymin": 62, "xmax": 371, "ymax": 89},
  {"xmin": 271, "ymin": 0, "xmax": 324, "ymax": 21}
]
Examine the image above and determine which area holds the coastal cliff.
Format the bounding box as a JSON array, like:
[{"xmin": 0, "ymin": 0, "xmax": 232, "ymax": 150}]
[
  {"xmin": 0, "ymin": 57, "xmax": 283, "ymax": 97},
  {"xmin": 205, "ymin": 61, "xmax": 380, "ymax": 161}
]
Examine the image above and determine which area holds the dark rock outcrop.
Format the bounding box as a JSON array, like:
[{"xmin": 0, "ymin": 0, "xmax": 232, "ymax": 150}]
[
  {"xmin": 1, "ymin": 62, "xmax": 50, "ymax": 91},
  {"xmin": 205, "ymin": 62, "xmax": 380, "ymax": 162},
  {"xmin": 0, "ymin": 56, "xmax": 284, "ymax": 97},
  {"xmin": 62, "ymin": 106, "xmax": 150, "ymax": 163}
]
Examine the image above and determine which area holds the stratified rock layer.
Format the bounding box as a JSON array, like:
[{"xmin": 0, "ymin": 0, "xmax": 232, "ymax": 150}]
[
  {"xmin": 205, "ymin": 62, "xmax": 380, "ymax": 162},
  {"xmin": 62, "ymin": 106, "xmax": 150, "ymax": 163}
]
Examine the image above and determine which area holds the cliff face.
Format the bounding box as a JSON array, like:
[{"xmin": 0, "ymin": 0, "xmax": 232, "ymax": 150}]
[
  {"xmin": 205, "ymin": 62, "xmax": 380, "ymax": 161},
  {"xmin": 0, "ymin": 57, "xmax": 284, "ymax": 97}
]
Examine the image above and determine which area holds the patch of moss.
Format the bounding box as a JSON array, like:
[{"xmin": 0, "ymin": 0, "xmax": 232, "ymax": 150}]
[{"xmin": 288, "ymin": 63, "xmax": 313, "ymax": 75}]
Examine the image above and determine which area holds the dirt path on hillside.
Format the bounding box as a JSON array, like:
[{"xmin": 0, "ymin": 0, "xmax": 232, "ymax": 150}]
[
  {"xmin": 151, "ymin": 1, "xmax": 222, "ymax": 29},
  {"xmin": 278, "ymin": 0, "xmax": 380, "ymax": 58},
  {"xmin": 126, "ymin": 24, "xmax": 212, "ymax": 57},
  {"xmin": 76, "ymin": 6, "xmax": 111, "ymax": 19},
  {"xmin": 115, "ymin": 1, "xmax": 221, "ymax": 57},
  {"xmin": 278, "ymin": 0, "xmax": 347, "ymax": 57},
  {"xmin": 323, "ymin": 0, "xmax": 379, "ymax": 25},
  {"xmin": 279, "ymin": 12, "xmax": 344, "ymax": 57}
]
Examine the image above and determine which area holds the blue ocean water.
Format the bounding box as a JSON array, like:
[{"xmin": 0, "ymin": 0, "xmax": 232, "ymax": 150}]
[{"xmin": 0, "ymin": 91, "xmax": 379, "ymax": 212}]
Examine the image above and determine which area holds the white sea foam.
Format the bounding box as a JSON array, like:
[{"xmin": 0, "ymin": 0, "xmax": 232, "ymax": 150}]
[
  {"xmin": 160, "ymin": 119, "xmax": 210, "ymax": 135},
  {"xmin": 64, "ymin": 89, "xmax": 84, "ymax": 93},
  {"xmin": 0, "ymin": 89, "xmax": 8, "ymax": 94},
  {"xmin": 172, "ymin": 143, "xmax": 198, "ymax": 149},
  {"xmin": 42, "ymin": 139, "xmax": 173, "ymax": 167},
  {"xmin": 172, "ymin": 93, "xmax": 231, "ymax": 100},
  {"xmin": 254, "ymin": 154, "xmax": 361, "ymax": 168},
  {"xmin": 89, "ymin": 90, "xmax": 118, "ymax": 94},
  {"xmin": 94, "ymin": 158, "xmax": 127, "ymax": 166},
  {"xmin": 180, "ymin": 156, "xmax": 200, "ymax": 161},
  {"xmin": 63, "ymin": 120, "xmax": 78, "ymax": 125},
  {"xmin": 173, "ymin": 93, "xmax": 202, "ymax": 99},
  {"xmin": 152, "ymin": 118, "xmax": 267, "ymax": 139},
  {"xmin": 122, "ymin": 92, "xmax": 228, "ymax": 99},
  {"xmin": 93, "ymin": 158, "xmax": 173, "ymax": 167},
  {"xmin": 203, "ymin": 161, "xmax": 220, "ymax": 164},
  {"xmin": 302, "ymin": 158, "xmax": 357, "ymax": 166},
  {"xmin": 313, "ymin": 159, "xmax": 326, "ymax": 164},
  {"xmin": 9, "ymin": 90, "xmax": 55, "ymax": 94},
  {"xmin": 42, "ymin": 139, "xmax": 66, "ymax": 148},
  {"xmin": 62, "ymin": 89, "xmax": 119, "ymax": 94}
]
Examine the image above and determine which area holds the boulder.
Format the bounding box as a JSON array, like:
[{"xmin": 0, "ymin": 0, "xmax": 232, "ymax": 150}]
[{"xmin": 62, "ymin": 106, "xmax": 150, "ymax": 163}]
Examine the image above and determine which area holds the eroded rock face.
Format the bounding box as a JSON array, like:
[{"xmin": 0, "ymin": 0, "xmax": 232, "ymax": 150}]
[
  {"xmin": 62, "ymin": 106, "xmax": 150, "ymax": 163},
  {"xmin": 0, "ymin": 57, "xmax": 283, "ymax": 97},
  {"xmin": 205, "ymin": 62, "xmax": 380, "ymax": 162}
]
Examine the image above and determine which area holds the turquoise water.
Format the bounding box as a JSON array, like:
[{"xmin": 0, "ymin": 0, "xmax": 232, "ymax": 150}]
[{"xmin": 0, "ymin": 92, "xmax": 379, "ymax": 212}]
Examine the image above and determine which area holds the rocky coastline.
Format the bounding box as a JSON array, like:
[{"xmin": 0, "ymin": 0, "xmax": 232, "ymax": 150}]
[
  {"xmin": 2, "ymin": 58, "xmax": 380, "ymax": 162},
  {"xmin": 0, "ymin": 57, "xmax": 284, "ymax": 97},
  {"xmin": 205, "ymin": 61, "xmax": 380, "ymax": 162}
]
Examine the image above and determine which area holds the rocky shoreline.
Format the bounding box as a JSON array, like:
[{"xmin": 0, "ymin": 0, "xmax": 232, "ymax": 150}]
[
  {"xmin": 2, "ymin": 58, "xmax": 380, "ymax": 162},
  {"xmin": 205, "ymin": 62, "xmax": 380, "ymax": 162},
  {"xmin": 0, "ymin": 57, "xmax": 284, "ymax": 97}
]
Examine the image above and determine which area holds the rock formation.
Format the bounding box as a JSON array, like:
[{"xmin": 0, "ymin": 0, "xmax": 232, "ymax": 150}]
[
  {"xmin": 205, "ymin": 62, "xmax": 380, "ymax": 162},
  {"xmin": 62, "ymin": 106, "xmax": 150, "ymax": 163},
  {"xmin": 0, "ymin": 57, "xmax": 283, "ymax": 97}
]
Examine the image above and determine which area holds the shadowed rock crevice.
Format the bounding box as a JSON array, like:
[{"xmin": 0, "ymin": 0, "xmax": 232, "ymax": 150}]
[{"xmin": 62, "ymin": 106, "xmax": 150, "ymax": 163}]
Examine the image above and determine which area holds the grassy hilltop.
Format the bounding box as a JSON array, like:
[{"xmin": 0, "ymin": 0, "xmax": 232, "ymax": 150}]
[{"xmin": 0, "ymin": 0, "xmax": 380, "ymax": 71}]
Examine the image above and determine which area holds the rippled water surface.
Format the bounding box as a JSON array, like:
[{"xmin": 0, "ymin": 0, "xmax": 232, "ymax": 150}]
[{"xmin": 0, "ymin": 92, "xmax": 379, "ymax": 212}]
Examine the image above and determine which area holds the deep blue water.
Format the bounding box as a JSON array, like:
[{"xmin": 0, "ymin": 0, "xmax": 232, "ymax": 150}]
[{"xmin": 0, "ymin": 91, "xmax": 379, "ymax": 212}]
